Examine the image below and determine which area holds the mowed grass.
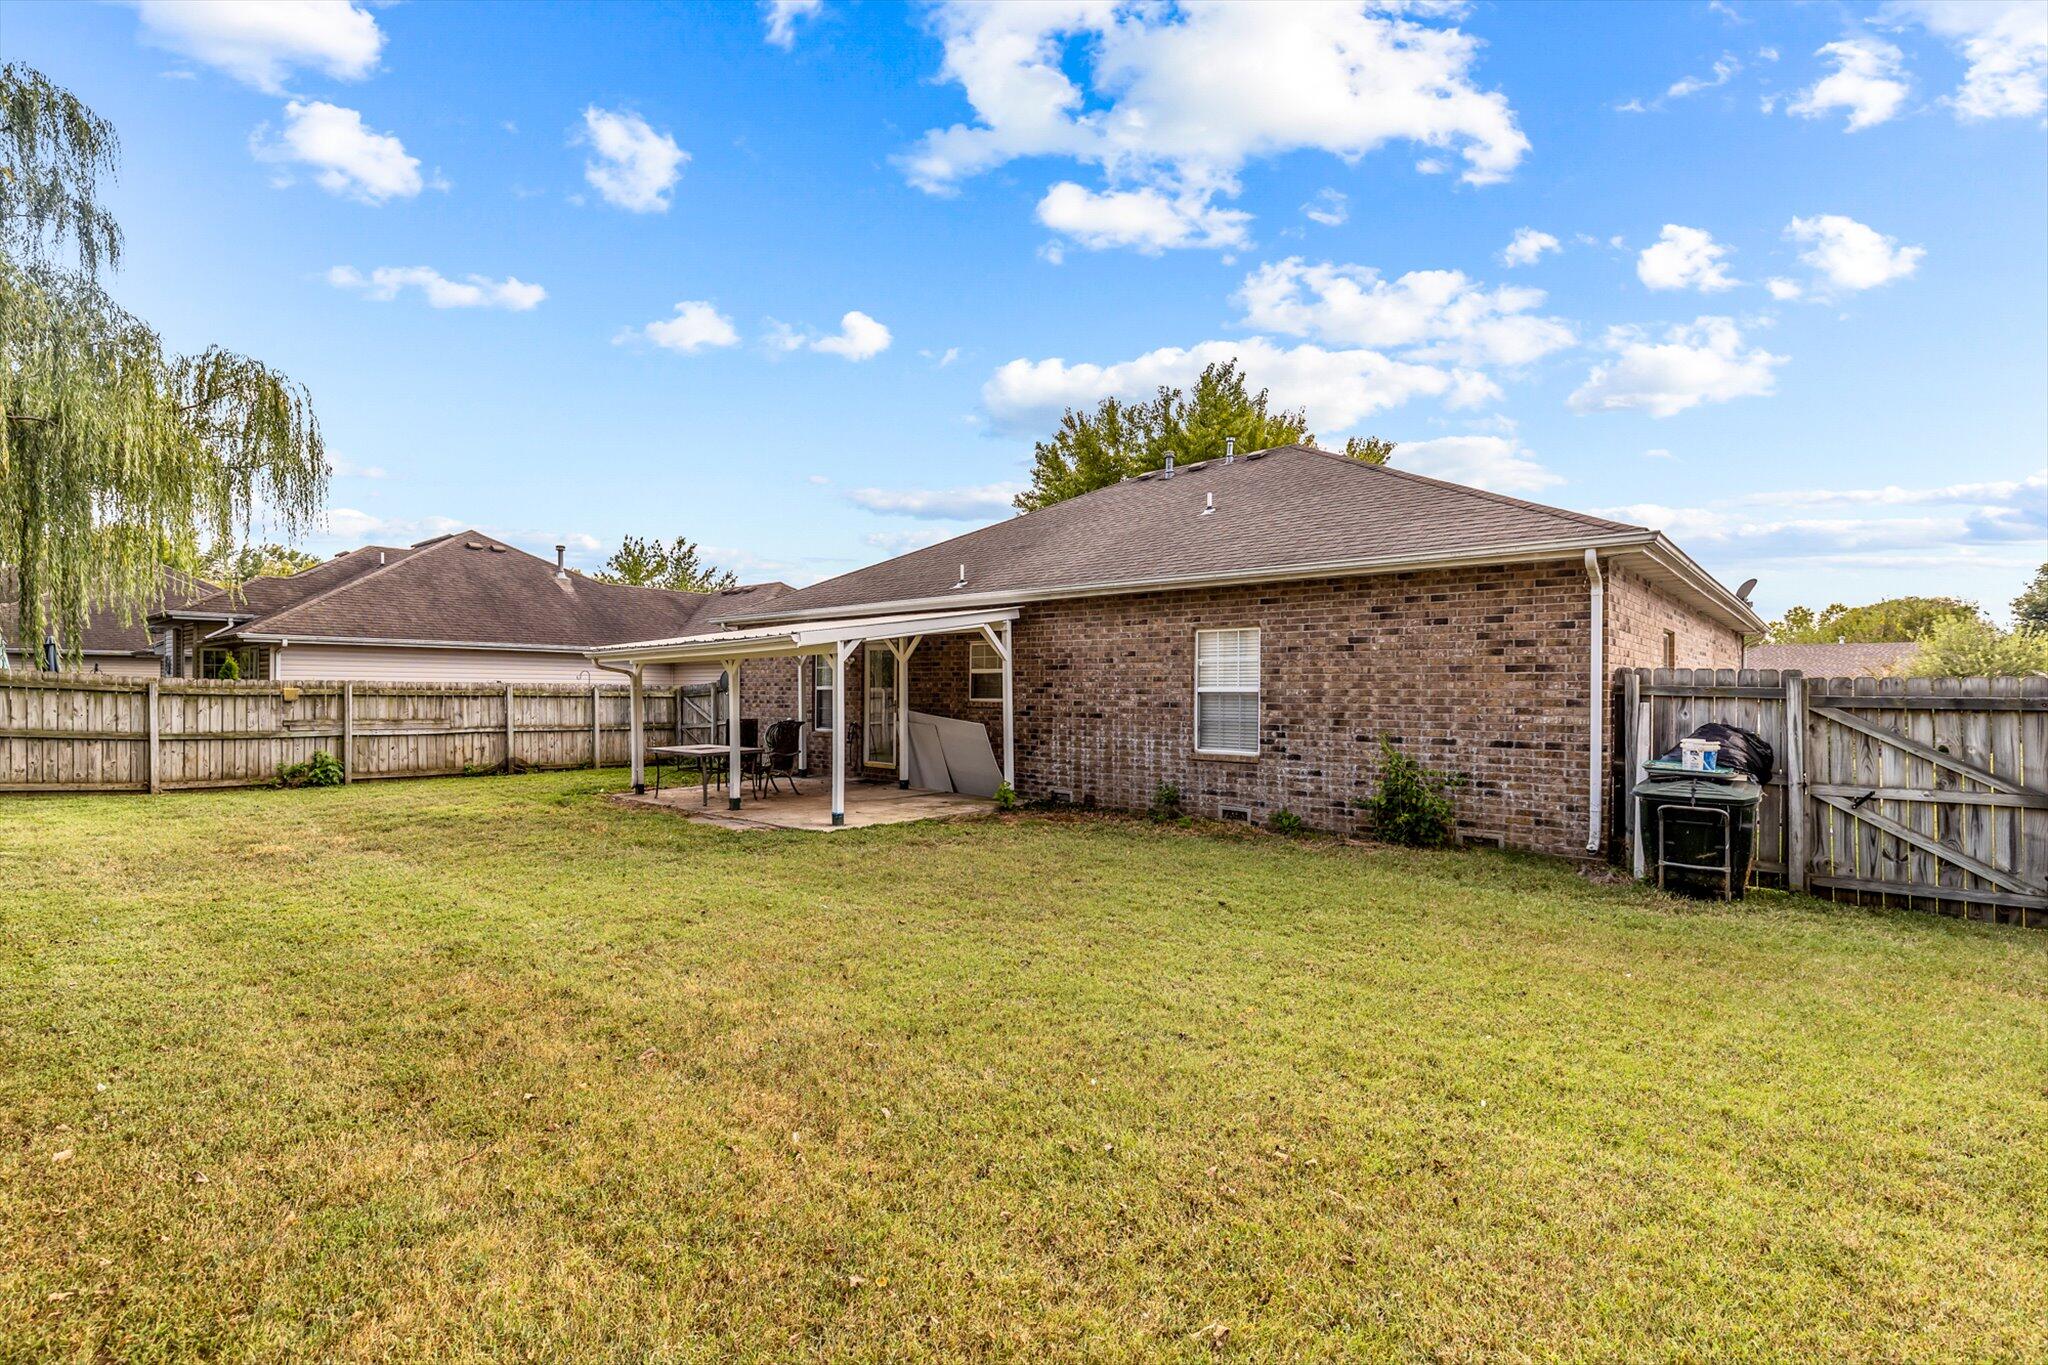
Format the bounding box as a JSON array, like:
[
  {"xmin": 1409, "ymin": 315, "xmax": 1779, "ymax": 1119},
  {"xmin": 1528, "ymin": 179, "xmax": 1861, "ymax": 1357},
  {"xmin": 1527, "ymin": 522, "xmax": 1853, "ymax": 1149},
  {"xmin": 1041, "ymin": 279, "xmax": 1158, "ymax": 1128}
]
[{"xmin": 2, "ymin": 772, "xmax": 2044, "ymax": 1361}]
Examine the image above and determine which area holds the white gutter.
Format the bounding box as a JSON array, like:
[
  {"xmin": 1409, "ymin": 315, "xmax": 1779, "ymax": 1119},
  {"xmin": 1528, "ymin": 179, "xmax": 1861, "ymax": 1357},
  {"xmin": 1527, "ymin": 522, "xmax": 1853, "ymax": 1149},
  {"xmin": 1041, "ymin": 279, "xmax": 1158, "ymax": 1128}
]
[{"xmin": 1584, "ymin": 548, "xmax": 1605, "ymax": 855}]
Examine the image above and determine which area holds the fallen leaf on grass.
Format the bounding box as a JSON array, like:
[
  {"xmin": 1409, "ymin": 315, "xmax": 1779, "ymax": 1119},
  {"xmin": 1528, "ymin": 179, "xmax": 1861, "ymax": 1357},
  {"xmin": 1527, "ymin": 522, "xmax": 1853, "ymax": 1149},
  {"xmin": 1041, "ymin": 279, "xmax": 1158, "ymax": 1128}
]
[{"xmin": 50, "ymin": 1149, "xmax": 73, "ymax": 1163}]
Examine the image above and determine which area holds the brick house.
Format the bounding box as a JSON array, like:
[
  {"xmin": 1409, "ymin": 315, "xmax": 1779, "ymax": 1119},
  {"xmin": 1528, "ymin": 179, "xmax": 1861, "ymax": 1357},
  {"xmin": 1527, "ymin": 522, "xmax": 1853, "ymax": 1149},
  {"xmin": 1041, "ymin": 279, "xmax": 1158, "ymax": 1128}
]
[{"xmin": 591, "ymin": 445, "xmax": 1758, "ymax": 857}]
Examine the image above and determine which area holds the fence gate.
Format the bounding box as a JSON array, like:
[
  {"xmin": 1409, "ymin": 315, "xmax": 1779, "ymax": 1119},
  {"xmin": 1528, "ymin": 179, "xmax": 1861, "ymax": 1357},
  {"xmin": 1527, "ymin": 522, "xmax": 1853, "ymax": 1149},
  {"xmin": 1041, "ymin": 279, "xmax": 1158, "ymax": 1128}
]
[{"xmin": 1617, "ymin": 670, "xmax": 2048, "ymax": 927}]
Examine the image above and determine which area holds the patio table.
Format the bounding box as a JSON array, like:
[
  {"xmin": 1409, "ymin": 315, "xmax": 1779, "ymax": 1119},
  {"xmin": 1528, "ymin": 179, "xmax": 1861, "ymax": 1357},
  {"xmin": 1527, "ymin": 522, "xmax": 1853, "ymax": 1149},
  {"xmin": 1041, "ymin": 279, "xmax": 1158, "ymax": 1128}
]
[{"xmin": 648, "ymin": 744, "xmax": 760, "ymax": 804}]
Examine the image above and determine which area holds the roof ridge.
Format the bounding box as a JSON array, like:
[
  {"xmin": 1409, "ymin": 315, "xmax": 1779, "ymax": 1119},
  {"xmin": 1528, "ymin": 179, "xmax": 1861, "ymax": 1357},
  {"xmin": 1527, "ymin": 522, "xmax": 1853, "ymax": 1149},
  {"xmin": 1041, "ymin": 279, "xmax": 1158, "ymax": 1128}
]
[{"xmin": 1287, "ymin": 443, "xmax": 1641, "ymax": 534}]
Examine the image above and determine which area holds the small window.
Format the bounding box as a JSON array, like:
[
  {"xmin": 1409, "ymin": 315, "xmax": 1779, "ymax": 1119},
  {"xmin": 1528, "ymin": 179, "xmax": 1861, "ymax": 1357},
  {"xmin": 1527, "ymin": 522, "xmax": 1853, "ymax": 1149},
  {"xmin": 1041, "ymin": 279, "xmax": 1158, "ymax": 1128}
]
[
  {"xmin": 1661, "ymin": 630, "xmax": 1677, "ymax": 669},
  {"xmin": 808, "ymin": 655, "xmax": 835, "ymax": 732},
  {"xmin": 1194, "ymin": 627, "xmax": 1260, "ymax": 755},
  {"xmin": 968, "ymin": 639, "xmax": 1003, "ymax": 702}
]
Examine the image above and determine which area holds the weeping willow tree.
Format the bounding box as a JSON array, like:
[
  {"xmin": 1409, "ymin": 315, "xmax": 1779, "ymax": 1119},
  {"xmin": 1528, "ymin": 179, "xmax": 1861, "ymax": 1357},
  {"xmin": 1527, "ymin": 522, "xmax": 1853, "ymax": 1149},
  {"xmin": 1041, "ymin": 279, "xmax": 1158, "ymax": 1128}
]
[{"xmin": 1, "ymin": 64, "xmax": 326, "ymax": 662}]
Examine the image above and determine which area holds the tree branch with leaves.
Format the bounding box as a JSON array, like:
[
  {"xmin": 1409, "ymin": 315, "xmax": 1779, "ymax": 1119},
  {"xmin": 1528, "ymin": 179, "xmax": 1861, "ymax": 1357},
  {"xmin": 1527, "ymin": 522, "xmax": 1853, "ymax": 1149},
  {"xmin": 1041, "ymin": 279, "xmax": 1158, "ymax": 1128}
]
[{"xmin": 592, "ymin": 535, "xmax": 737, "ymax": 593}]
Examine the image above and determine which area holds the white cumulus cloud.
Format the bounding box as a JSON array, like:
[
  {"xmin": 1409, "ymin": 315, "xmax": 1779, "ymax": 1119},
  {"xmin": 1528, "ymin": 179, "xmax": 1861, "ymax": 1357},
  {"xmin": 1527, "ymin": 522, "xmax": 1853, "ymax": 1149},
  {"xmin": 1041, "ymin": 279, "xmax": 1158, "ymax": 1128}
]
[
  {"xmin": 1764, "ymin": 276, "xmax": 1804, "ymax": 301},
  {"xmin": 984, "ymin": 336, "xmax": 1495, "ymax": 438},
  {"xmin": 580, "ymin": 107, "xmax": 687, "ymax": 213},
  {"xmin": 1395, "ymin": 435, "xmax": 1562, "ymax": 494},
  {"xmin": 621, "ymin": 301, "xmax": 740, "ymax": 353},
  {"xmin": 253, "ymin": 101, "xmax": 426, "ymax": 203},
  {"xmin": 845, "ymin": 483, "xmax": 1024, "ymax": 520},
  {"xmin": 1499, "ymin": 227, "xmax": 1560, "ymax": 268},
  {"xmin": 899, "ymin": 1, "xmax": 1527, "ymax": 251},
  {"xmin": 1035, "ymin": 181, "xmax": 1251, "ymax": 253},
  {"xmin": 1788, "ymin": 37, "xmax": 1910, "ymax": 130},
  {"xmin": 1636, "ymin": 224, "xmax": 1738, "ymax": 292},
  {"xmin": 133, "ymin": 0, "xmax": 383, "ymax": 93},
  {"xmin": 327, "ymin": 266, "xmax": 545, "ymax": 311},
  {"xmin": 1302, "ymin": 188, "xmax": 1349, "ymax": 227},
  {"xmin": 1885, "ymin": 0, "xmax": 2046, "ymax": 120},
  {"xmin": 1568, "ymin": 316, "xmax": 1784, "ymax": 418},
  {"xmin": 762, "ymin": 0, "xmax": 823, "ymax": 49},
  {"xmin": 1236, "ymin": 258, "xmax": 1576, "ymax": 369},
  {"xmin": 1785, "ymin": 214, "xmax": 1925, "ymax": 291},
  {"xmin": 770, "ymin": 310, "xmax": 892, "ymax": 361}
]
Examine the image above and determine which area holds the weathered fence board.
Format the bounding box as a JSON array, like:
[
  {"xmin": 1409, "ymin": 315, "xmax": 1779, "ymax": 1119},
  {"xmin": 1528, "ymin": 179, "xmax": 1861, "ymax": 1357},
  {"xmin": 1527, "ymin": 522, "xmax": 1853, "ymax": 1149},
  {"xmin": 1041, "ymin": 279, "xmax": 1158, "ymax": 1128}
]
[
  {"xmin": 1615, "ymin": 668, "xmax": 2048, "ymax": 927},
  {"xmin": 0, "ymin": 676, "xmax": 683, "ymax": 794}
]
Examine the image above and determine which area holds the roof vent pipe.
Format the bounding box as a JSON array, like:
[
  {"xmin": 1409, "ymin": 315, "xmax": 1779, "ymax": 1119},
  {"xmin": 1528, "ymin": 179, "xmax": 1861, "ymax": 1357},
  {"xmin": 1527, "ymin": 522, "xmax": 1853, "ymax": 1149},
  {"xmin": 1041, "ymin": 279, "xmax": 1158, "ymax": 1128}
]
[
  {"xmin": 1162, "ymin": 450, "xmax": 1176, "ymax": 479},
  {"xmin": 1201, "ymin": 492, "xmax": 1215, "ymax": 516},
  {"xmin": 555, "ymin": 544, "xmax": 567, "ymax": 579},
  {"xmin": 1224, "ymin": 437, "xmax": 1236, "ymax": 464},
  {"xmin": 954, "ymin": 563, "xmax": 967, "ymax": 589}
]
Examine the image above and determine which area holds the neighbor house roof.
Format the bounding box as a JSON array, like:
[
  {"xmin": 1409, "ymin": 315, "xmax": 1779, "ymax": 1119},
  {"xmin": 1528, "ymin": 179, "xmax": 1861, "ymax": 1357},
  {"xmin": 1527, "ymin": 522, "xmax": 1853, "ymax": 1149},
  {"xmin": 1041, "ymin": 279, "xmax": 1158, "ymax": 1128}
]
[
  {"xmin": 1743, "ymin": 641, "xmax": 1920, "ymax": 677},
  {"xmin": 157, "ymin": 544, "xmax": 424, "ymax": 625},
  {"xmin": 208, "ymin": 532, "xmax": 789, "ymax": 651},
  {"xmin": 5, "ymin": 566, "xmax": 216, "ymax": 657},
  {"xmin": 729, "ymin": 444, "xmax": 1762, "ymax": 632}
]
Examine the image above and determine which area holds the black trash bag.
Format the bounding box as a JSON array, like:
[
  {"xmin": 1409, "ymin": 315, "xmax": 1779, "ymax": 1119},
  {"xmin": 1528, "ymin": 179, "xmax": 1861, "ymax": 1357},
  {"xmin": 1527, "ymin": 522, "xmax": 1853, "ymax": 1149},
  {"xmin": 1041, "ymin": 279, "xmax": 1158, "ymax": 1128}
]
[{"xmin": 1661, "ymin": 723, "xmax": 1773, "ymax": 783}]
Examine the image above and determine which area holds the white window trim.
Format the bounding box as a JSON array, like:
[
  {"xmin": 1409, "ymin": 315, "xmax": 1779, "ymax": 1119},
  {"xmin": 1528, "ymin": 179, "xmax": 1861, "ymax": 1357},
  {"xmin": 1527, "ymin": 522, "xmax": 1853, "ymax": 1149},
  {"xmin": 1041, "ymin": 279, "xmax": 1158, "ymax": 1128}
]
[
  {"xmin": 967, "ymin": 638, "xmax": 1003, "ymax": 704},
  {"xmin": 809, "ymin": 654, "xmax": 834, "ymax": 733},
  {"xmin": 1193, "ymin": 626, "xmax": 1261, "ymax": 758}
]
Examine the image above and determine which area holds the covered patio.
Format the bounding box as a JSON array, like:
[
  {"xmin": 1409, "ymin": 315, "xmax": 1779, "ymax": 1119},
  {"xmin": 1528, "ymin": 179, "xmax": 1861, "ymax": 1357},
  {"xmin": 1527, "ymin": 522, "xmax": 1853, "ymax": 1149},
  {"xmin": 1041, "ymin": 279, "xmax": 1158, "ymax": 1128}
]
[{"xmin": 587, "ymin": 605, "xmax": 1018, "ymax": 827}]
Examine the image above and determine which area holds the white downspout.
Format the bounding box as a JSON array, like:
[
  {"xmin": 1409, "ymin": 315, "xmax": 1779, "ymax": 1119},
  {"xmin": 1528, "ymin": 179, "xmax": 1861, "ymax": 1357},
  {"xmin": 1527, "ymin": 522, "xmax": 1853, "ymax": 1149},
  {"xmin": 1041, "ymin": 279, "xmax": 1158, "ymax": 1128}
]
[{"xmin": 1584, "ymin": 549, "xmax": 1605, "ymax": 854}]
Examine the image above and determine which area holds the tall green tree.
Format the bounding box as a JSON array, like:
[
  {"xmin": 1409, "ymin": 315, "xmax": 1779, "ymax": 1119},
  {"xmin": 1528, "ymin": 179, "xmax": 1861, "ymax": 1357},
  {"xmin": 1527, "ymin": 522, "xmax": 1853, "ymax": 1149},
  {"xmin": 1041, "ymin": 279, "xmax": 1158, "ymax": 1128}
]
[
  {"xmin": 1767, "ymin": 596, "xmax": 1981, "ymax": 644},
  {"xmin": 194, "ymin": 542, "xmax": 322, "ymax": 585},
  {"xmin": 1904, "ymin": 616, "xmax": 2048, "ymax": 678},
  {"xmin": 2012, "ymin": 562, "xmax": 2048, "ymax": 632},
  {"xmin": 1014, "ymin": 359, "xmax": 1394, "ymax": 510},
  {"xmin": 593, "ymin": 535, "xmax": 736, "ymax": 593},
  {"xmin": 1, "ymin": 65, "xmax": 326, "ymax": 662}
]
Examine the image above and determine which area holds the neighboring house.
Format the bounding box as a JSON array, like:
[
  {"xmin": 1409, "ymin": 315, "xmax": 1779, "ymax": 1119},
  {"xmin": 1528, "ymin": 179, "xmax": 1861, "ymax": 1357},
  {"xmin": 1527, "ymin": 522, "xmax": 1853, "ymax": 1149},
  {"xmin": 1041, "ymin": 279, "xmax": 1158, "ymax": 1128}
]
[
  {"xmin": 1, "ymin": 567, "xmax": 216, "ymax": 677},
  {"xmin": 591, "ymin": 444, "xmax": 1762, "ymax": 856},
  {"xmin": 150, "ymin": 532, "xmax": 788, "ymax": 685},
  {"xmin": 1742, "ymin": 641, "xmax": 1920, "ymax": 677}
]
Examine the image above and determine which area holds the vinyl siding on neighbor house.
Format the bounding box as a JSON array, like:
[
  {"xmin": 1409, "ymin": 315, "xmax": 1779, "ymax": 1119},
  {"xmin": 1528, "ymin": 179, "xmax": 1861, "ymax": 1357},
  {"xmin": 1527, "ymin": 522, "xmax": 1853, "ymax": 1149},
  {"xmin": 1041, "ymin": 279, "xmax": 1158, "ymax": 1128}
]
[{"xmin": 273, "ymin": 643, "xmax": 719, "ymax": 688}]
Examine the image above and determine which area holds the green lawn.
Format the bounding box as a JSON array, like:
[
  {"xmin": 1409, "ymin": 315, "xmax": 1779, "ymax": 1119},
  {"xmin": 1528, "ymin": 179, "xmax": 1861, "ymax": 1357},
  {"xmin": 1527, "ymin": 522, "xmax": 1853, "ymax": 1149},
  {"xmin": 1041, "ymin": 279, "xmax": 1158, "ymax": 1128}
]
[{"xmin": 3, "ymin": 771, "xmax": 2044, "ymax": 1361}]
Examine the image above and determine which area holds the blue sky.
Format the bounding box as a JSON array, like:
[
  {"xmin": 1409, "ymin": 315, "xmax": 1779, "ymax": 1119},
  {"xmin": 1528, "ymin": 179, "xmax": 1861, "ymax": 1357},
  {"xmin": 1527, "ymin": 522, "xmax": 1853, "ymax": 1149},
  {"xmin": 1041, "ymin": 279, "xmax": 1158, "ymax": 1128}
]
[{"xmin": 8, "ymin": 0, "xmax": 2046, "ymax": 618}]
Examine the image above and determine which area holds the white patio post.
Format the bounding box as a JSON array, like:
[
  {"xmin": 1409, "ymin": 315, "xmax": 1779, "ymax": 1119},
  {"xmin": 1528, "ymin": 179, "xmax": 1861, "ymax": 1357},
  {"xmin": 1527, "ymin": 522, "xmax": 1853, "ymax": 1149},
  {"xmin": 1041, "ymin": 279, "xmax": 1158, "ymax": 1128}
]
[
  {"xmin": 725, "ymin": 657, "xmax": 743, "ymax": 810},
  {"xmin": 895, "ymin": 636, "xmax": 921, "ymax": 790},
  {"xmin": 628, "ymin": 665, "xmax": 646, "ymax": 793},
  {"xmin": 831, "ymin": 639, "xmax": 851, "ymax": 825},
  {"xmin": 999, "ymin": 622, "xmax": 1014, "ymax": 787}
]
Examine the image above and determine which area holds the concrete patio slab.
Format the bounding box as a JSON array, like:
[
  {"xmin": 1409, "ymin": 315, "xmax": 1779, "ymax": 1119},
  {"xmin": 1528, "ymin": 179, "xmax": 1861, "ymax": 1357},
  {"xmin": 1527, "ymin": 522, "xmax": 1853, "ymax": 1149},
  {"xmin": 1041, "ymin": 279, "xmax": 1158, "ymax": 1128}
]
[{"xmin": 613, "ymin": 781, "xmax": 993, "ymax": 831}]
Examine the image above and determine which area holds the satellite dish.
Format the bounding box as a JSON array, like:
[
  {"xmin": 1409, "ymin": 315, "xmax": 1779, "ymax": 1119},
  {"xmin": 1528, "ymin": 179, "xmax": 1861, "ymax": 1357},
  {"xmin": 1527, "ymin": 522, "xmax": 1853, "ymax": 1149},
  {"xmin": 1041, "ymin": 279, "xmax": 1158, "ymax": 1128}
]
[{"xmin": 1736, "ymin": 577, "xmax": 1758, "ymax": 603}]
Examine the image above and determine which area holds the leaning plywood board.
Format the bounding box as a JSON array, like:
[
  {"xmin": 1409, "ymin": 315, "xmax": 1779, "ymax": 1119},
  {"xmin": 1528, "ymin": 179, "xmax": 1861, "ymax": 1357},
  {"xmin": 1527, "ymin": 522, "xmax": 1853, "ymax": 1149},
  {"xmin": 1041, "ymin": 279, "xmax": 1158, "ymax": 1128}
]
[
  {"xmin": 907, "ymin": 709, "xmax": 1000, "ymax": 797},
  {"xmin": 906, "ymin": 719, "xmax": 951, "ymax": 792}
]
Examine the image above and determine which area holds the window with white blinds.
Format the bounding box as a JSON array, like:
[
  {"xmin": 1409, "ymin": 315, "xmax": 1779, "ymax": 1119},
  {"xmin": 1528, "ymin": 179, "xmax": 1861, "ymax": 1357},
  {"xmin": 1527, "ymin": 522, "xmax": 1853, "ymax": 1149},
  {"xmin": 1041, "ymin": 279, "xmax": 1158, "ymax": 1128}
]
[{"xmin": 1194, "ymin": 627, "xmax": 1260, "ymax": 755}]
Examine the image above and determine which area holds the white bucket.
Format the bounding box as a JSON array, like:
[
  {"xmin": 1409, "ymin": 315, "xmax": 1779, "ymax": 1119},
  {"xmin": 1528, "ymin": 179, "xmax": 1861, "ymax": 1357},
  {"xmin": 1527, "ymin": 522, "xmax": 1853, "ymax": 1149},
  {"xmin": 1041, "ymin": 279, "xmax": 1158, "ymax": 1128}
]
[{"xmin": 1679, "ymin": 738, "xmax": 1721, "ymax": 772}]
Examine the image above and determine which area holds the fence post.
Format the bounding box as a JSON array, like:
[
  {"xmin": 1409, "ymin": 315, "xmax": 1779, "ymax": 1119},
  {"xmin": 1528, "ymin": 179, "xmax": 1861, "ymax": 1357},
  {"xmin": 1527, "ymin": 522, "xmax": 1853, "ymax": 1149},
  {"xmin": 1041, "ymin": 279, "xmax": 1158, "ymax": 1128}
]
[
  {"xmin": 341, "ymin": 682, "xmax": 353, "ymax": 784},
  {"xmin": 146, "ymin": 679, "xmax": 160, "ymax": 794},
  {"xmin": 675, "ymin": 685, "xmax": 685, "ymax": 745},
  {"xmin": 592, "ymin": 684, "xmax": 602, "ymax": 769},
  {"xmin": 504, "ymin": 683, "xmax": 517, "ymax": 774},
  {"xmin": 1784, "ymin": 671, "xmax": 1807, "ymax": 892},
  {"xmin": 1622, "ymin": 669, "xmax": 1641, "ymax": 876}
]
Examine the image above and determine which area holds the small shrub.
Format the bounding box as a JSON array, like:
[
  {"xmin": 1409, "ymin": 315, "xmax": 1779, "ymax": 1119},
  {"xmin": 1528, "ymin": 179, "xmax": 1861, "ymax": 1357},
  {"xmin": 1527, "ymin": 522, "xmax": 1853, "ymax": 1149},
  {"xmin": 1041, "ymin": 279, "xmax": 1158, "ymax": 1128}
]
[
  {"xmin": 213, "ymin": 653, "xmax": 240, "ymax": 680},
  {"xmin": 1148, "ymin": 783, "xmax": 1182, "ymax": 822},
  {"xmin": 276, "ymin": 750, "xmax": 343, "ymax": 788},
  {"xmin": 1357, "ymin": 739, "xmax": 1464, "ymax": 847},
  {"xmin": 1268, "ymin": 808, "xmax": 1305, "ymax": 836},
  {"xmin": 993, "ymin": 781, "xmax": 1017, "ymax": 811}
]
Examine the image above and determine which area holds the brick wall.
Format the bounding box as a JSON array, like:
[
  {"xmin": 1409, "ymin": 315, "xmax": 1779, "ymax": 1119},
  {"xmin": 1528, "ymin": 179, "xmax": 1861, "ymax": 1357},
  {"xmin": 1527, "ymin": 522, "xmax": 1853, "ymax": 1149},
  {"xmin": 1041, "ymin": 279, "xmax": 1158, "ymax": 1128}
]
[
  {"xmin": 722, "ymin": 556, "xmax": 1740, "ymax": 859},
  {"xmin": 1604, "ymin": 563, "xmax": 1744, "ymax": 672}
]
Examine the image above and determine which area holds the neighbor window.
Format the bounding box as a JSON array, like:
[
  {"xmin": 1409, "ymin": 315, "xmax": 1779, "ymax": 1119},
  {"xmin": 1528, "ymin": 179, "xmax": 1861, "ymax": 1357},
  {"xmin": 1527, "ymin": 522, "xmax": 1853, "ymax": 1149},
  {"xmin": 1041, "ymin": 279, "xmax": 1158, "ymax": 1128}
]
[
  {"xmin": 968, "ymin": 639, "xmax": 1003, "ymax": 702},
  {"xmin": 1194, "ymin": 628, "xmax": 1260, "ymax": 755},
  {"xmin": 1662, "ymin": 630, "xmax": 1677, "ymax": 669},
  {"xmin": 810, "ymin": 655, "xmax": 834, "ymax": 731}
]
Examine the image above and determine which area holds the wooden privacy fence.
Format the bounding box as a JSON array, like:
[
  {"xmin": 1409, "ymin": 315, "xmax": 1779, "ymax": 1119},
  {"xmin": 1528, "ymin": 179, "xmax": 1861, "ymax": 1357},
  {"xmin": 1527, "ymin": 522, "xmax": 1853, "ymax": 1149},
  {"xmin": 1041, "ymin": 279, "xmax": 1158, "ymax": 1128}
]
[
  {"xmin": 0, "ymin": 675, "xmax": 714, "ymax": 793},
  {"xmin": 1614, "ymin": 668, "xmax": 2048, "ymax": 927}
]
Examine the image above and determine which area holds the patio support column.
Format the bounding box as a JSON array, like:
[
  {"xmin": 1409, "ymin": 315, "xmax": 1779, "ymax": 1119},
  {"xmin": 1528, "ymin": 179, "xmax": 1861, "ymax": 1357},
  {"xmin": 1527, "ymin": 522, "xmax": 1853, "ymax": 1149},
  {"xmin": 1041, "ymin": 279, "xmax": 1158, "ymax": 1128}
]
[
  {"xmin": 628, "ymin": 665, "xmax": 646, "ymax": 794},
  {"xmin": 895, "ymin": 636, "xmax": 921, "ymax": 789},
  {"xmin": 831, "ymin": 640, "xmax": 851, "ymax": 825},
  {"xmin": 725, "ymin": 657, "xmax": 743, "ymax": 810}
]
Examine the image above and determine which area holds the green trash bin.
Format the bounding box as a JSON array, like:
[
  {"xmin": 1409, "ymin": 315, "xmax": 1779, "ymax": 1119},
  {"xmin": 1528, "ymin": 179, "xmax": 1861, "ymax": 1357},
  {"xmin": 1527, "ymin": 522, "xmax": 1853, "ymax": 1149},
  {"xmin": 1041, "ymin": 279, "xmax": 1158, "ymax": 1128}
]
[{"xmin": 1634, "ymin": 773, "xmax": 1762, "ymax": 900}]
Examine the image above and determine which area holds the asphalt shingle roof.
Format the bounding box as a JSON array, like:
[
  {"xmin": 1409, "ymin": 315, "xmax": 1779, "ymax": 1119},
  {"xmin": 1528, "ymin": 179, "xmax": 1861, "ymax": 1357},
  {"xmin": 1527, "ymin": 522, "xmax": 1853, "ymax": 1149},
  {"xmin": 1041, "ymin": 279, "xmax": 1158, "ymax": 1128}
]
[
  {"xmin": 1742, "ymin": 642, "xmax": 1921, "ymax": 677},
  {"xmin": 744, "ymin": 444, "xmax": 1646, "ymax": 619},
  {"xmin": 4, "ymin": 566, "xmax": 216, "ymax": 655},
  {"xmin": 220, "ymin": 532, "xmax": 788, "ymax": 648}
]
